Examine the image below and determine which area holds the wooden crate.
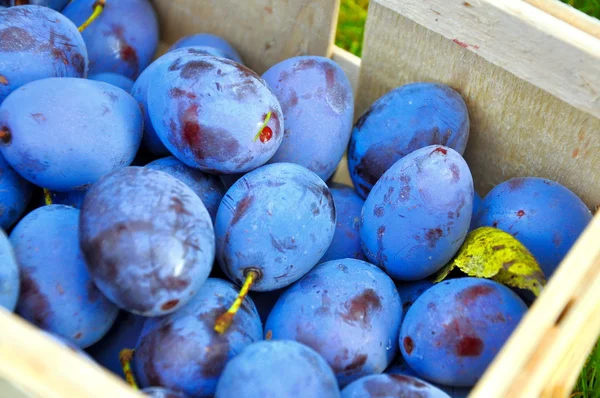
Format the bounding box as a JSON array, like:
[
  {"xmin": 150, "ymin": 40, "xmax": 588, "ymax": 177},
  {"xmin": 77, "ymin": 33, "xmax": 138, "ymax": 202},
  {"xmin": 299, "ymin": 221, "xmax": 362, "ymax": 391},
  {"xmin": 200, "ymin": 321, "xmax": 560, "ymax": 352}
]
[{"xmin": 0, "ymin": 0, "xmax": 599, "ymax": 397}]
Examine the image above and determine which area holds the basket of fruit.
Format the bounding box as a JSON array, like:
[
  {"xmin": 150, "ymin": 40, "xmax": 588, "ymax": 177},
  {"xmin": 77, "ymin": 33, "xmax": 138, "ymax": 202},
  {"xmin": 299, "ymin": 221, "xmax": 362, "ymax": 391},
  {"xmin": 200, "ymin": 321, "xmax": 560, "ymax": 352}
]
[{"xmin": 0, "ymin": 0, "xmax": 598, "ymax": 397}]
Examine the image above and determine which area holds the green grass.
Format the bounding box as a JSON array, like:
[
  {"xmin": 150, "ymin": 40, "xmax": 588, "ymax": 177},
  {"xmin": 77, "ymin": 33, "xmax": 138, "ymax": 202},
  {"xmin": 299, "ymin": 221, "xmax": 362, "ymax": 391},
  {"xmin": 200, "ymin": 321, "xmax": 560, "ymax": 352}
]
[{"xmin": 334, "ymin": 1, "xmax": 600, "ymax": 396}]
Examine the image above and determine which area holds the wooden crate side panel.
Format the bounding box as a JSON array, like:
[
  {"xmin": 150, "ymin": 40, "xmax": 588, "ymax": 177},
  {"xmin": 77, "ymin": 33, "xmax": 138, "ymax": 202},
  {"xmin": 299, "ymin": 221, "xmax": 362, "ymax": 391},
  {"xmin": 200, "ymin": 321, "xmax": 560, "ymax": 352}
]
[
  {"xmin": 151, "ymin": 0, "xmax": 341, "ymax": 74},
  {"xmin": 373, "ymin": 0, "xmax": 600, "ymax": 120},
  {"xmin": 358, "ymin": 1, "xmax": 600, "ymax": 208}
]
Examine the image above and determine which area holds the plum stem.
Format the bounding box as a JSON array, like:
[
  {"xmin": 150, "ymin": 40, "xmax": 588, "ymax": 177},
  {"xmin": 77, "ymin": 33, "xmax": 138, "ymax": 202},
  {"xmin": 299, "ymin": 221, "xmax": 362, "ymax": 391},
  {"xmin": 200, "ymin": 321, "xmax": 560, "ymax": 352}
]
[
  {"xmin": 78, "ymin": 0, "xmax": 106, "ymax": 33},
  {"xmin": 43, "ymin": 189, "xmax": 52, "ymax": 206},
  {"xmin": 214, "ymin": 270, "xmax": 258, "ymax": 334},
  {"xmin": 253, "ymin": 111, "xmax": 272, "ymax": 142},
  {"xmin": 119, "ymin": 348, "xmax": 139, "ymax": 390}
]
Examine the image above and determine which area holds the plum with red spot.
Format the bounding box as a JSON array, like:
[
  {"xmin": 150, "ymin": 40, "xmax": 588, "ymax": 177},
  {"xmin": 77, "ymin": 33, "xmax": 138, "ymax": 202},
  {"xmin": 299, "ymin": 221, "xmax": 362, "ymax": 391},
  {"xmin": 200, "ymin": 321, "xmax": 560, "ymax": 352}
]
[
  {"xmin": 11, "ymin": 205, "xmax": 119, "ymax": 348},
  {"xmin": 361, "ymin": 145, "xmax": 473, "ymax": 281},
  {"xmin": 320, "ymin": 183, "xmax": 366, "ymax": 262},
  {"xmin": 169, "ymin": 33, "xmax": 243, "ymax": 64},
  {"xmin": 215, "ymin": 163, "xmax": 335, "ymax": 291},
  {"xmin": 265, "ymin": 259, "xmax": 402, "ymax": 386},
  {"xmin": 262, "ymin": 56, "xmax": 354, "ymax": 181},
  {"xmin": 134, "ymin": 278, "xmax": 262, "ymax": 397},
  {"xmin": 341, "ymin": 373, "xmax": 450, "ymax": 398},
  {"xmin": 79, "ymin": 167, "xmax": 215, "ymax": 317},
  {"xmin": 476, "ymin": 177, "xmax": 592, "ymax": 278},
  {"xmin": 62, "ymin": 0, "xmax": 158, "ymax": 79},
  {"xmin": 348, "ymin": 83, "xmax": 470, "ymax": 198},
  {"xmin": 147, "ymin": 54, "xmax": 284, "ymax": 174},
  {"xmin": 0, "ymin": 5, "xmax": 87, "ymax": 103},
  {"xmin": 400, "ymin": 278, "xmax": 527, "ymax": 386}
]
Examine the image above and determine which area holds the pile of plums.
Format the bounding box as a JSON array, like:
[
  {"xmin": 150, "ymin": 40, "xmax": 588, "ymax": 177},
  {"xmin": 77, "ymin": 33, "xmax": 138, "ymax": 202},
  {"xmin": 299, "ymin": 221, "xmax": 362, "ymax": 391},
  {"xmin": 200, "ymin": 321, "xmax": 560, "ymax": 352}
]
[{"xmin": 0, "ymin": 2, "xmax": 593, "ymax": 398}]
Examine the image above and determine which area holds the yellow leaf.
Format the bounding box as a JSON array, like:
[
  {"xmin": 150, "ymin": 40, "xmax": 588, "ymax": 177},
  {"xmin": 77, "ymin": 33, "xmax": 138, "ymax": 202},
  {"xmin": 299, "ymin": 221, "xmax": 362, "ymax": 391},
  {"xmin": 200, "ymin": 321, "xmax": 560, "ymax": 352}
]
[{"xmin": 434, "ymin": 227, "xmax": 546, "ymax": 296}]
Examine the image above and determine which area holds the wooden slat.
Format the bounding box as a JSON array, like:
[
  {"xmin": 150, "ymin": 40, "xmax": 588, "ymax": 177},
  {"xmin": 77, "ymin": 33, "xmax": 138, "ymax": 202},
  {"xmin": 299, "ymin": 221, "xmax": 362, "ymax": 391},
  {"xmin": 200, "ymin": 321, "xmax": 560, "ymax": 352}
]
[
  {"xmin": 470, "ymin": 212, "xmax": 600, "ymax": 398},
  {"xmin": 358, "ymin": 0, "xmax": 600, "ymax": 208},
  {"xmin": 332, "ymin": 46, "xmax": 361, "ymax": 98},
  {"xmin": 0, "ymin": 309, "xmax": 142, "ymax": 398},
  {"xmin": 150, "ymin": 0, "xmax": 341, "ymax": 74},
  {"xmin": 371, "ymin": 0, "xmax": 600, "ymax": 120}
]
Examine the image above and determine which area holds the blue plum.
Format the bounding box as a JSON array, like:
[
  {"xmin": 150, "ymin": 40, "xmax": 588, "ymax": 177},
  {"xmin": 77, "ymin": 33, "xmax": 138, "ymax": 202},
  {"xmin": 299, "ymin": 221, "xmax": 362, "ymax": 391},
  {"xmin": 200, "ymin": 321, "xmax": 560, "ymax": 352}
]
[
  {"xmin": 470, "ymin": 191, "xmax": 482, "ymax": 231},
  {"xmin": 86, "ymin": 311, "xmax": 146, "ymax": 379},
  {"xmin": 0, "ymin": 153, "xmax": 32, "ymax": 228},
  {"xmin": 321, "ymin": 183, "xmax": 366, "ymax": 262},
  {"xmin": 62, "ymin": 0, "xmax": 158, "ymax": 79},
  {"xmin": 396, "ymin": 280, "xmax": 433, "ymax": 322},
  {"xmin": 12, "ymin": 205, "xmax": 119, "ymax": 347},
  {"xmin": 266, "ymin": 259, "xmax": 402, "ymax": 386},
  {"xmin": 348, "ymin": 83, "xmax": 470, "ymax": 198},
  {"xmin": 169, "ymin": 34, "xmax": 243, "ymax": 64},
  {"xmin": 341, "ymin": 374, "xmax": 450, "ymax": 398},
  {"xmin": 0, "ymin": 78, "xmax": 142, "ymax": 191},
  {"xmin": 147, "ymin": 55, "xmax": 284, "ymax": 174},
  {"xmin": 476, "ymin": 177, "xmax": 592, "ymax": 277},
  {"xmin": 249, "ymin": 288, "xmax": 284, "ymax": 324},
  {"xmin": 0, "ymin": 229, "xmax": 18, "ymax": 311},
  {"xmin": 400, "ymin": 278, "xmax": 528, "ymax": 386},
  {"xmin": 0, "ymin": 5, "xmax": 87, "ymax": 103},
  {"xmin": 215, "ymin": 340, "xmax": 340, "ymax": 398},
  {"xmin": 2, "ymin": 0, "xmax": 69, "ymax": 10},
  {"xmin": 79, "ymin": 167, "xmax": 215, "ymax": 316},
  {"xmin": 134, "ymin": 278, "xmax": 263, "ymax": 397},
  {"xmin": 142, "ymin": 388, "xmax": 188, "ymax": 398},
  {"xmin": 361, "ymin": 145, "xmax": 473, "ymax": 280},
  {"xmin": 263, "ymin": 56, "xmax": 354, "ymax": 180},
  {"xmin": 89, "ymin": 72, "xmax": 134, "ymax": 92},
  {"xmin": 146, "ymin": 156, "xmax": 226, "ymax": 222},
  {"xmin": 215, "ymin": 163, "xmax": 335, "ymax": 291}
]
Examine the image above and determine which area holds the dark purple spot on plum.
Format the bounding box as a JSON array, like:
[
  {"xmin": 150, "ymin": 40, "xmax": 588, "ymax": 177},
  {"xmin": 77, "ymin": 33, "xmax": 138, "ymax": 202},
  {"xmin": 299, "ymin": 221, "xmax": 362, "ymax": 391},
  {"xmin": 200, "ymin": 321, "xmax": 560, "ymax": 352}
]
[
  {"xmin": 86, "ymin": 280, "xmax": 103, "ymax": 303},
  {"xmin": 403, "ymin": 336, "xmax": 414, "ymax": 354},
  {"xmin": 283, "ymin": 90, "xmax": 299, "ymax": 112},
  {"xmin": 294, "ymin": 58, "xmax": 318, "ymax": 71},
  {"xmin": 344, "ymin": 354, "xmax": 367, "ymax": 371},
  {"xmin": 30, "ymin": 113, "xmax": 46, "ymax": 123},
  {"xmin": 339, "ymin": 288, "xmax": 382, "ymax": 327},
  {"xmin": 161, "ymin": 299, "xmax": 179, "ymax": 311},
  {"xmin": 324, "ymin": 62, "xmax": 349, "ymax": 113},
  {"xmin": 168, "ymin": 58, "xmax": 183, "ymax": 71},
  {"xmin": 516, "ymin": 209, "xmax": 525, "ymax": 218},
  {"xmin": 169, "ymin": 87, "xmax": 197, "ymax": 99},
  {"xmin": 458, "ymin": 284, "xmax": 494, "ymax": 304},
  {"xmin": 389, "ymin": 374, "xmax": 427, "ymax": 388},
  {"xmin": 456, "ymin": 336, "xmax": 484, "ymax": 356},
  {"xmin": 492, "ymin": 221, "xmax": 499, "ymax": 228},
  {"xmin": 74, "ymin": 332, "xmax": 82, "ymax": 340},
  {"xmin": 180, "ymin": 60, "xmax": 215, "ymax": 79},
  {"xmin": 424, "ymin": 228, "xmax": 443, "ymax": 248},
  {"xmin": 311, "ymin": 203, "xmax": 320, "ymax": 216},
  {"xmin": 231, "ymin": 195, "xmax": 255, "ymax": 226},
  {"xmin": 431, "ymin": 147, "xmax": 448, "ymax": 155},
  {"xmin": 508, "ymin": 178, "xmax": 525, "ymax": 191},
  {"xmin": 71, "ymin": 53, "xmax": 85, "ymax": 76},
  {"xmin": 553, "ymin": 233, "xmax": 562, "ymax": 247},
  {"xmin": 450, "ymin": 164, "xmax": 460, "ymax": 183},
  {"xmin": 270, "ymin": 234, "xmax": 297, "ymax": 253},
  {"xmin": 0, "ymin": 27, "xmax": 36, "ymax": 52},
  {"xmin": 373, "ymin": 205, "xmax": 384, "ymax": 217},
  {"xmin": 448, "ymin": 211, "xmax": 455, "ymax": 219},
  {"xmin": 19, "ymin": 271, "xmax": 52, "ymax": 328},
  {"xmin": 169, "ymin": 196, "xmax": 192, "ymax": 216},
  {"xmin": 104, "ymin": 91, "xmax": 119, "ymax": 103},
  {"xmin": 427, "ymin": 302, "xmax": 436, "ymax": 310},
  {"xmin": 106, "ymin": 25, "xmax": 139, "ymax": 76}
]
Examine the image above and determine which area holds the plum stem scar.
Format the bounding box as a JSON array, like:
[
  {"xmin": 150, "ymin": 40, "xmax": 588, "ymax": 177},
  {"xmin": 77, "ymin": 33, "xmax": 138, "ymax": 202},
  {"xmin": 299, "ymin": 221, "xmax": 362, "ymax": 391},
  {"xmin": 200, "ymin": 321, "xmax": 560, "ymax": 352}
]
[
  {"xmin": 253, "ymin": 111, "xmax": 272, "ymax": 142},
  {"xmin": 214, "ymin": 270, "xmax": 258, "ymax": 334},
  {"xmin": 119, "ymin": 348, "xmax": 139, "ymax": 390},
  {"xmin": 78, "ymin": 0, "xmax": 106, "ymax": 32}
]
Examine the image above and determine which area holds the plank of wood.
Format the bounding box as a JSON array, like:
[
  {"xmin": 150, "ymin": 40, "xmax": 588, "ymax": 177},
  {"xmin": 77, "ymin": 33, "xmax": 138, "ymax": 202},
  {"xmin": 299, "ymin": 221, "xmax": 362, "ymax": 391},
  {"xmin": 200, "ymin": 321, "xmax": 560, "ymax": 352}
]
[
  {"xmin": 150, "ymin": 0, "xmax": 341, "ymax": 74},
  {"xmin": 371, "ymin": 0, "xmax": 600, "ymax": 120},
  {"xmin": 524, "ymin": 0, "xmax": 600, "ymax": 39},
  {"xmin": 0, "ymin": 309, "xmax": 142, "ymax": 398},
  {"xmin": 358, "ymin": 0, "xmax": 600, "ymax": 208},
  {"xmin": 332, "ymin": 46, "xmax": 361, "ymax": 99},
  {"xmin": 470, "ymin": 211, "xmax": 600, "ymax": 397}
]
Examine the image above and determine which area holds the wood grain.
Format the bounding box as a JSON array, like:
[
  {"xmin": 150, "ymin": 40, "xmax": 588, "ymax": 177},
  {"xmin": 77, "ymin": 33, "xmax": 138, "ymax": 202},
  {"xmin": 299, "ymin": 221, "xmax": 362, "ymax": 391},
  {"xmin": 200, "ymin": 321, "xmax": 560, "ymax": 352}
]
[
  {"xmin": 372, "ymin": 0, "xmax": 600, "ymax": 120},
  {"xmin": 150, "ymin": 0, "xmax": 341, "ymax": 74},
  {"xmin": 0, "ymin": 309, "xmax": 142, "ymax": 398},
  {"xmin": 358, "ymin": 0, "xmax": 600, "ymax": 208}
]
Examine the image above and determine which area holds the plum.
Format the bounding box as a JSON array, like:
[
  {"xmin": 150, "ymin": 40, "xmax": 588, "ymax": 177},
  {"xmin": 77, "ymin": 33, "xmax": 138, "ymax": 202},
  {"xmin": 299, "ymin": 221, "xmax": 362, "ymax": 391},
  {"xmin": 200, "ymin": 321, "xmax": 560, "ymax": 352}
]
[{"xmin": 348, "ymin": 83, "xmax": 470, "ymax": 198}]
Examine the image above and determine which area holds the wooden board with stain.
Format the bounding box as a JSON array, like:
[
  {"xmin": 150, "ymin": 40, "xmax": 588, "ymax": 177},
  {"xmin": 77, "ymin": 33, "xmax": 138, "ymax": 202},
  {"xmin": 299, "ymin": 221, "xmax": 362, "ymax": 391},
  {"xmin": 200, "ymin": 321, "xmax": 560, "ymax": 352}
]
[
  {"xmin": 151, "ymin": 0, "xmax": 341, "ymax": 74},
  {"xmin": 358, "ymin": 0, "xmax": 600, "ymax": 208}
]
